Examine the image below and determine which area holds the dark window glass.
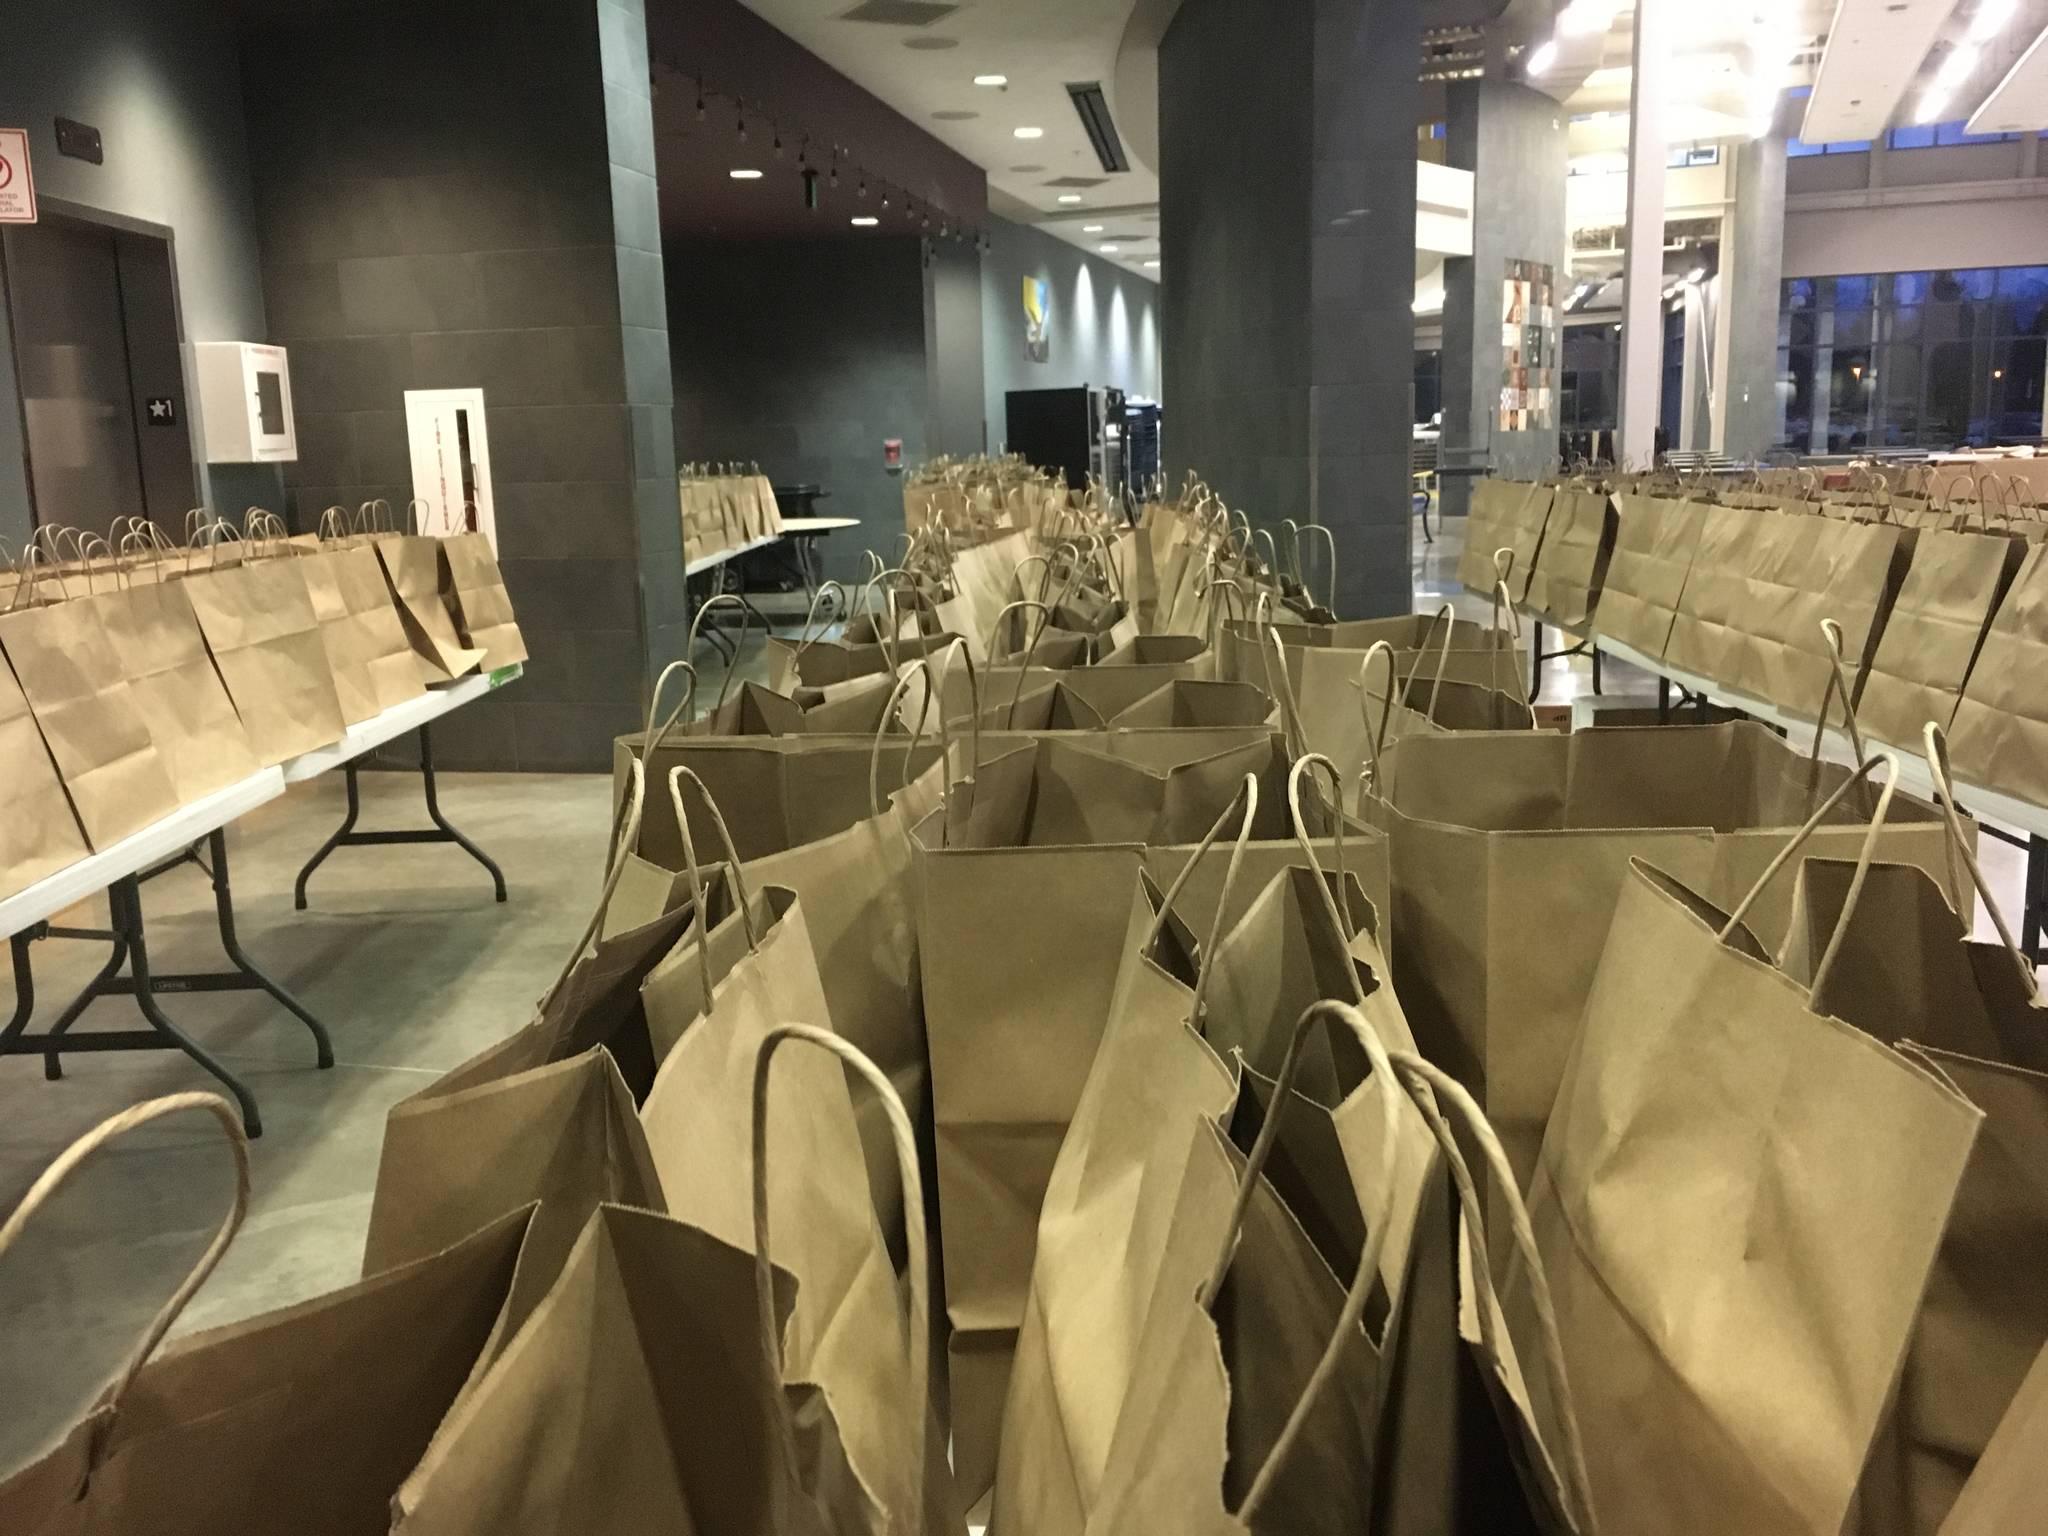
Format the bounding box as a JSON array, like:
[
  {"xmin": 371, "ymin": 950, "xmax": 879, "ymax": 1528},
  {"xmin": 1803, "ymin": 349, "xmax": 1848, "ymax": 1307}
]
[
  {"xmin": 1878, "ymin": 345, "xmax": 1922, "ymax": 446},
  {"xmin": 1785, "ymin": 278, "xmax": 1819, "ymax": 310},
  {"xmin": 1832, "ymin": 311, "xmax": 1874, "ymax": 349},
  {"xmin": 1989, "ymin": 338, "xmax": 2046, "ymax": 441},
  {"xmin": 1926, "ymin": 339, "xmax": 1981, "ymax": 442},
  {"xmin": 1886, "ymin": 123, "xmax": 1937, "ymax": 149},
  {"xmin": 1884, "ymin": 306, "xmax": 1923, "ymax": 343},
  {"xmin": 1892, "ymin": 272, "xmax": 1935, "ymax": 304},
  {"xmin": 1996, "ymin": 267, "xmax": 2048, "ymax": 337},
  {"xmin": 1833, "ymin": 275, "xmax": 1876, "ymax": 311}
]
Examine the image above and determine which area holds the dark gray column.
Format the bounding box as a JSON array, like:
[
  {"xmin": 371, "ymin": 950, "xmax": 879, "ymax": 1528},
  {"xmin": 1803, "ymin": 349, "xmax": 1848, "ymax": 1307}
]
[
  {"xmin": 1440, "ymin": 77, "xmax": 1568, "ymax": 519},
  {"xmin": 1717, "ymin": 130, "xmax": 1788, "ymax": 460},
  {"xmin": 1160, "ymin": 0, "xmax": 1419, "ymax": 618},
  {"xmin": 241, "ymin": 0, "xmax": 677, "ymax": 770},
  {"xmin": 923, "ymin": 236, "xmax": 987, "ymax": 459}
]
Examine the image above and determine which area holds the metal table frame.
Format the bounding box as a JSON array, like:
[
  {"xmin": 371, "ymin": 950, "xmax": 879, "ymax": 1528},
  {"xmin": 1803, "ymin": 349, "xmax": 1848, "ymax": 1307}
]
[{"xmin": 2, "ymin": 665, "xmax": 520, "ymax": 1135}]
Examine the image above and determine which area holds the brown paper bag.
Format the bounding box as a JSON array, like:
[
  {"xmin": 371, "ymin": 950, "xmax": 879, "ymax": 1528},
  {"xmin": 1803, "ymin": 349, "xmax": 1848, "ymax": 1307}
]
[
  {"xmin": 1507, "ymin": 813, "xmax": 1981, "ymax": 1536},
  {"xmin": 374, "ymin": 535, "xmax": 485, "ymax": 683},
  {"xmin": 1777, "ymin": 748, "xmax": 2048, "ymax": 1535},
  {"xmin": 395, "ymin": 1029, "xmax": 936, "ymax": 1536},
  {"xmin": 639, "ymin": 807, "xmax": 958, "ymax": 1532},
  {"xmin": 1109, "ymin": 677, "xmax": 1274, "ymax": 729},
  {"xmin": 442, "ymin": 532, "xmax": 528, "ymax": 672},
  {"xmin": 1368, "ymin": 724, "xmax": 1950, "ymax": 1209},
  {"xmin": 1459, "ymin": 479, "xmax": 1554, "ymax": 598},
  {"xmin": 1938, "ymin": 1341, "xmax": 2048, "ymax": 1534},
  {"xmin": 1858, "ymin": 527, "xmax": 2025, "ymax": 753},
  {"xmin": 1522, "ymin": 485, "xmax": 1615, "ymax": 630},
  {"xmin": 1948, "ymin": 541, "xmax": 2048, "ymax": 806},
  {"xmin": 99, "ymin": 577, "xmax": 263, "ymax": 801},
  {"xmin": 180, "ymin": 553, "xmax": 349, "ymax": 766},
  {"xmin": 0, "ymin": 646, "xmax": 91, "ymax": 899},
  {"xmin": 297, "ymin": 549, "xmax": 386, "ymax": 726},
  {"xmin": 0, "ymin": 1094, "xmax": 531, "ymax": 1536},
  {"xmin": 0, "ymin": 589, "xmax": 182, "ymax": 846},
  {"xmin": 1591, "ymin": 490, "xmax": 1705, "ymax": 660},
  {"xmin": 995, "ymin": 777, "xmax": 1415, "ymax": 1536}
]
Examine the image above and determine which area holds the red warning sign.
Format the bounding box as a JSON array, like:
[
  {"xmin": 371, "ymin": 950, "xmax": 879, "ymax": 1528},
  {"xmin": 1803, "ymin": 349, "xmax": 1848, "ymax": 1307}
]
[{"xmin": 0, "ymin": 129, "xmax": 37, "ymax": 224}]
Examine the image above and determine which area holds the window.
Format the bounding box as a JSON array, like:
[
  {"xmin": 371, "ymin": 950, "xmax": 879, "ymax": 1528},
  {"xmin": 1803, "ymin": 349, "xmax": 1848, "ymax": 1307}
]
[
  {"xmin": 1666, "ymin": 144, "xmax": 1720, "ymax": 168},
  {"xmin": 1412, "ymin": 350, "xmax": 1441, "ymax": 426},
  {"xmin": 1777, "ymin": 263, "xmax": 2048, "ymax": 451}
]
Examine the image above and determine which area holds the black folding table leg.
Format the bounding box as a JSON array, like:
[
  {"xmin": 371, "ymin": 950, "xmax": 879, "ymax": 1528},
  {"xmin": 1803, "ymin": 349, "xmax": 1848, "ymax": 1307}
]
[
  {"xmin": 113, "ymin": 878, "xmax": 266, "ymax": 1137},
  {"xmin": 1531, "ymin": 621, "xmax": 1544, "ymax": 701},
  {"xmin": 35, "ymin": 919, "xmax": 129, "ymax": 1081},
  {"xmin": 207, "ymin": 829, "xmax": 334, "ymax": 1066},
  {"xmin": 419, "ymin": 728, "xmax": 507, "ymax": 902},
  {"xmin": 3, "ymin": 930, "xmax": 36, "ymax": 1050},
  {"xmin": 294, "ymin": 760, "xmax": 362, "ymax": 909},
  {"xmin": 1658, "ymin": 676, "xmax": 1671, "ymax": 724},
  {"xmin": 1592, "ymin": 647, "xmax": 1603, "ymax": 696}
]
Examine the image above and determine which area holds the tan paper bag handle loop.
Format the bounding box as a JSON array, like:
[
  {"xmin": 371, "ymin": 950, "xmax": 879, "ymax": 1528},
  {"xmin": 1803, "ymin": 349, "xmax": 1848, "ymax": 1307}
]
[
  {"xmin": 1144, "ymin": 774, "xmax": 1259, "ymax": 1029},
  {"xmin": 929, "ymin": 638, "xmax": 982, "ymax": 841},
  {"xmin": 1721, "ymin": 751, "xmax": 1901, "ymax": 998},
  {"xmin": 1281, "ymin": 517, "xmax": 1303, "ymax": 586},
  {"xmin": 0, "ymin": 1091, "xmax": 250, "ymax": 1459},
  {"xmin": 1925, "ymin": 721, "xmax": 2040, "ymax": 1001},
  {"xmin": 1261, "ymin": 625, "xmax": 1312, "ymax": 762},
  {"xmin": 1202, "ymin": 998, "xmax": 1404, "ymax": 1525},
  {"xmin": 1398, "ymin": 602, "xmax": 1457, "ymax": 704},
  {"xmin": 1386, "ymin": 1050, "xmax": 1600, "ymax": 1533},
  {"xmin": 869, "ymin": 661, "xmax": 937, "ymax": 819},
  {"xmin": 536, "ymin": 756, "xmax": 646, "ymax": 1014},
  {"xmin": 685, "ymin": 596, "xmax": 757, "ymax": 714},
  {"xmin": 1303, "ymin": 521, "xmax": 1336, "ymax": 613},
  {"xmin": 1491, "ymin": 580, "xmax": 1538, "ymax": 717},
  {"xmin": 752, "ymin": 1025, "xmax": 928, "ymax": 1536},
  {"xmin": 1805, "ymin": 618, "xmax": 1869, "ymax": 808},
  {"xmin": 643, "ymin": 659, "xmax": 700, "ymax": 748},
  {"xmin": 986, "ymin": 599, "xmax": 1053, "ymax": 726},
  {"xmin": 667, "ymin": 765, "xmax": 759, "ymax": 1018},
  {"xmin": 1288, "ymin": 755, "xmax": 1367, "ymax": 1007},
  {"xmin": 792, "ymin": 581, "xmax": 846, "ymax": 651},
  {"xmin": 1354, "ymin": 640, "xmax": 1401, "ymax": 799}
]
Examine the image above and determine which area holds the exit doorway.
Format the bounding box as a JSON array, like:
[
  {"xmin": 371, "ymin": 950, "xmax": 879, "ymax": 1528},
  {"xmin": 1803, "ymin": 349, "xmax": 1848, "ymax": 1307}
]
[{"xmin": 1, "ymin": 203, "xmax": 196, "ymax": 538}]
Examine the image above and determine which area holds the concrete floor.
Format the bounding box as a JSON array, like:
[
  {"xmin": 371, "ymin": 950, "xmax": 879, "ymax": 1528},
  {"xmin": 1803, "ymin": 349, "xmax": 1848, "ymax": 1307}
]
[{"xmin": 1, "ymin": 507, "xmax": 2030, "ymax": 1474}]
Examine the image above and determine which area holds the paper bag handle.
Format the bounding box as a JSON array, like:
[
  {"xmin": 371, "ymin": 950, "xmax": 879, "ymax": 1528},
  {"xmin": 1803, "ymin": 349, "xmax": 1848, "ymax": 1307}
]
[
  {"xmin": 1144, "ymin": 774, "xmax": 1259, "ymax": 1029},
  {"xmin": 1385, "ymin": 1050, "xmax": 1600, "ymax": 1534},
  {"xmin": 1804, "ymin": 618, "xmax": 1869, "ymax": 807},
  {"xmin": 751, "ymin": 1026, "xmax": 928, "ymax": 1536},
  {"xmin": 792, "ymin": 582, "xmax": 846, "ymax": 652},
  {"xmin": 1720, "ymin": 751, "xmax": 1901, "ymax": 998},
  {"xmin": 929, "ymin": 638, "xmax": 982, "ymax": 840},
  {"xmin": 1925, "ymin": 722, "xmax": 2039, "ymax": 1001},
  {"xmin": 1201, "ymin": 998, "xmax": 1404, "ymax": 1525},
  {"xmin": 1398, "ymin": 603, "xmax": 1457, "ymax": 705},
  {"xmin": 536, "ymin": 756, "xmax": 647, "ymax": 1015},
  {"xmin": 643, "ymin": 659, "xmax": 700, "ymax": 749},
  {"xmin": 1302, "ymin": 522, "xmax": 1336, "ymax": 613},
  {"xmin": 1491, "ymin": 580, "xmax": 1538, "ymax": 717},
  {"xmin": 986, "ymin": 599, "xmax": 1053, "ymax": 726},
  {"xmin": 869, "ymin": 661, "xmax": 937, "ymax": 820},
  {"xmin": 1262, "ymin": 625, "xmax": 1310, "ymax": 761},
  {"xmin": 668, "ymin": 765, "xmax": 759, "ymax": 1019},
  {"xmin": 687, "ymin": 595, "xmax": 757, "ymax": 715},
  {"xmin": 1287, "ymin": 755, "xmax": 1368, "ymax": 1007},
  {"xmin": 1355, "ymin": 641, "xmax": 1400, "ymax": 799},
  {"xmin": 0, "ymin": 1092, "xmax": 250, "ymax": 1462}
]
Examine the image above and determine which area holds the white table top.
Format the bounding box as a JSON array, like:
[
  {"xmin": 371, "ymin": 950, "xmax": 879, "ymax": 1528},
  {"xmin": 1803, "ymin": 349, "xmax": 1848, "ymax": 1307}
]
[
  {"xmin": 781, "ymin": 516, "xmax": 860, "ymax": 535},
  {"xmin": 2, "ymin": 662, "xmax": 525, "ymax": 938},
  {"xmin": 684, "ymin": 533, "xmax": 781, "ymax": 578}
]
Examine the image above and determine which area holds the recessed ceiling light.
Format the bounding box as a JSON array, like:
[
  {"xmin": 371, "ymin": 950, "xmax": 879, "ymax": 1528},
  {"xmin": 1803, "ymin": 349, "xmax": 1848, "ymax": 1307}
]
[
  {"xmin": 1058, "ymin": 194, "xmax": 1083, "ymax": 205},
  {"xmin": 851, "ymin": 216, "xmax": 880, "ymax": 227},
  {"xmin": 729, "ymin": 169, "xmax": 764, "ymax": 180},
  {"xmin": 1014, "ymin": 126, "xmax": 1044, "ymax": 139},
  {"xmin": 1100, "ymin": 244, "xmax": 1119, "ymax": 253},
  {"xmin": 974, "ymin": 73, "xmax": 1008, "ymax": 86},
  {"xmin": 1082, "ymin": 224, "xmax": 1104, "ymax": 233},
  {"xmin": 1144, "ymin": 260, "xmax": 1160, "ymax": 269}
]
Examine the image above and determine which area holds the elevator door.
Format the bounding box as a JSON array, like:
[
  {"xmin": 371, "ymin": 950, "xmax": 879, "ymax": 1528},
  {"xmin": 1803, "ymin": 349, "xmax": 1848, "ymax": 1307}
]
[{"xmin": 2, "ymin": 216, "xmax": 193, "ymax": 533}]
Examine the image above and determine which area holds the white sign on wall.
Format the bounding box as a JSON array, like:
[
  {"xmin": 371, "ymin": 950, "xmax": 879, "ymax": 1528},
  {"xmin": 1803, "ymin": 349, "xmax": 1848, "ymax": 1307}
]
[
  {"xmin": 403, "ymin": 387, "xmax": 497, "ymax": 550},
  {"xmin": 0, "ymin": 129, "xmax": 37, "ymax": 224}
]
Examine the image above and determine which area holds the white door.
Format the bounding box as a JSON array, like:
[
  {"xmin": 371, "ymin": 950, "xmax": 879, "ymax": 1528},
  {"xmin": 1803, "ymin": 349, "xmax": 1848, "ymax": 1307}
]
[{"xmin": 403, "ymin": 387, "xmax": 497, "ymax": 548}]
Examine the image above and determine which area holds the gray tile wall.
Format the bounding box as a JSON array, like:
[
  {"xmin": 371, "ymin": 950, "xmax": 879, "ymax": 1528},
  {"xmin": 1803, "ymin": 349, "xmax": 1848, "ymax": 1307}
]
[
  {"xmin": 668, "ymin": 235, "xmax": 929, "ymax": 589},
  {"xmin": 1160, "ymin": 0, "xmax": 1418, "ymax": 618},
  {"xmin": 1440, "ymin": 79, "xmax": 1569, "ymax": 519},
  {"xmin": 240, "ymin": 0, "xmax": 667, "ymax": 771}
]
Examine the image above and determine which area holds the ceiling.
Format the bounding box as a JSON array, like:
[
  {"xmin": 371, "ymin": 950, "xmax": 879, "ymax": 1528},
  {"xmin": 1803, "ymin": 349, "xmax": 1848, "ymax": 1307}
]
[{"xmin": 735, "ymin": 0, "xmax": 1167, "ymax": 276}]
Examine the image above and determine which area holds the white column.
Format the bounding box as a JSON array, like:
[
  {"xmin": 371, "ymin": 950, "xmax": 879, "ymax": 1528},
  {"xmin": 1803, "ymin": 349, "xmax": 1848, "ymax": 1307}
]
[{"xmin": 1617, "ymin": 0, "xmax": 1669, "ymax": 467}]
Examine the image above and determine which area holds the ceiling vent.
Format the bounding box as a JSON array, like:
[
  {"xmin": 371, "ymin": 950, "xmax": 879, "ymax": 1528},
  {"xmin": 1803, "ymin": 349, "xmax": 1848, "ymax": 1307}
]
[
  {"xmin": 1065, "ymin": 82, "xmax": 1130, "ymax": 173},
  {"xmin": 840, "ymin": 0, "xmax": 959, "ymax": 25}
]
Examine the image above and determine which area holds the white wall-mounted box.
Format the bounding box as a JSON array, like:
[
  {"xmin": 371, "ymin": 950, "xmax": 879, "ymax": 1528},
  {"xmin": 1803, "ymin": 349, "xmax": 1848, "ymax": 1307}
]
[{"xmin": 190, "ymin": 341, "xmax": 297, "ymax": 462}]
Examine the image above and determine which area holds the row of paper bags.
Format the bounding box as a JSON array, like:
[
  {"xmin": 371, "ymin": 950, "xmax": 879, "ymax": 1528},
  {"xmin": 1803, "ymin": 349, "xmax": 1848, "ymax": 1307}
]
[
  {"xmin": 682, "ymin": 468, "xmax": 784, "ymax": 567},
  {"xmin": 1467, "ymin": 473, "xmax": 2048, "ymax": 809},
  {"xmin": 0, "ymin": 511, "xmax": 527, "ymax": 905}
]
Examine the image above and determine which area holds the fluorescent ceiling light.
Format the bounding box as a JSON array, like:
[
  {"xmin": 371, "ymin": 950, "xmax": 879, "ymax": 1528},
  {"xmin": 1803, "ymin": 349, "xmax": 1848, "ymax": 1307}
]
[
  {"xmin": 1933, "ymin": 43, "xmax": 1982, "ymax": 93},
  {"xmin": 851, "ymin": 216, "xmax": 879, "ymax": 227},
  {"xmin": 1916, "ymin": 88, "xmax": 1954, "ymax": 123},
  {"xmin": 1058, "ymin": 194, "xmax": 1083, "ymax": 204},
  {"xmin": 1969, "ymin": 0, "xmax": 2017, "ymax": 43},
  {"xmin": 1144, "ymin": 260, "xmax": 1160, "ymax": 269},
  {"xmin": 1014, "ymin": 126, "xmax": 1044, "ymax": 139},
  {"xmin": 1527, "ymin": 40, "xmax": 1559, "ymax": 77},
  {"xmin": 1558, "ymin": 0, "xmax": 1620, "ymax": 38},
  {"xmin": 1082, "ymin": 223, "xmax": 1104, "ymax": 233},
  {"xmin": 729, "ymin": 169, "xmax": 764, "ymax": 180},
  {"xmin": 1100, "ymin": 244, "xmax": 1119, "ymax": 253},
  {"xmin": 974, "ymin": 73, "xmax": 1008, "ymax": 86}
]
